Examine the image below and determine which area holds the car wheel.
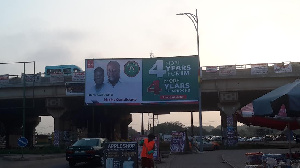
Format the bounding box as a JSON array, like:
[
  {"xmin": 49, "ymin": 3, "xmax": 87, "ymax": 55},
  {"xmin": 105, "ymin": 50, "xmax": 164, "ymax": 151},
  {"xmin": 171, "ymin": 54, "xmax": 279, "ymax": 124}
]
[{"xmin": 69, "ymin": 161, "xmax": 76, "ymax": 167}]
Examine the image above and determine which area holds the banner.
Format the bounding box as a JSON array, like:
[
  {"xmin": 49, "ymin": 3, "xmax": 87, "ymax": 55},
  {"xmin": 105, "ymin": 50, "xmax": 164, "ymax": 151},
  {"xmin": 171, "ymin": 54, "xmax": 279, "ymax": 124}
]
[
  {"xmin": 72, "ymin": 72, "xmax": 85, "ymax": 82},
  {"xmin": 170, "ymin": 131, "xmax": 186, "ymax": 153},
  {"xmin": 66, "ymin": 82, "xmax": 85, "ymax": 95},
  {"xmin": 219, "ymin": 65, "xmax": 236, "ymax": 76},
  {"xmin": 274, "ymin": 63, "xmax": 292, "ymax": 73},
  {"xmin": 21, "ymin": 73, "xmax": 41, "ymax": 83},
  {"xmin": 0, "ymin": 74, "xmax": 9, "ymax": 84},
  {"xmin": 85, "ymin": 56, "xmax": 199, "ymax": 105},
  {"xmin": 251, "ymin": 63, "xmax": 268, "ymax": 75},
  {"xmin": 205, "ymin": 66, "xmax": 218, "ymax": 73}
]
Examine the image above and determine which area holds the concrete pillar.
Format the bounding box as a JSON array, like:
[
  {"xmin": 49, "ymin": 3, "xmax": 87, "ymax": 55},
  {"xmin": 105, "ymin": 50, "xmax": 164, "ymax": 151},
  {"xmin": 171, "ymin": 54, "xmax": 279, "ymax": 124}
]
[
  {"xmin": 47, "ymin": 108, "xmax": 66, "ymax": 147},
  {"xmin": 217, "ymin": 91, "xmax": 240, "ymax": 147},
  {"xmin": 46, "ymin": 97, "xmax": 67, "ymax": 147},
  {"xmin": 218, "ymin": 103, "xmax": 240, "ymax": 147}
]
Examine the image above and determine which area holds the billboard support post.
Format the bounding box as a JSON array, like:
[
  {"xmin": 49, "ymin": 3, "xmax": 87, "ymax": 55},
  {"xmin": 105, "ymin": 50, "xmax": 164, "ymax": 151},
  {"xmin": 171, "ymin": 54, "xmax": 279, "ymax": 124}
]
[
  {"xmin": 141, "ymin": 113, "xmax": 144, "ymax": 135},
  {"xmin": 176, "ymin": 9, "xmax": 203, "ymax": 152}
]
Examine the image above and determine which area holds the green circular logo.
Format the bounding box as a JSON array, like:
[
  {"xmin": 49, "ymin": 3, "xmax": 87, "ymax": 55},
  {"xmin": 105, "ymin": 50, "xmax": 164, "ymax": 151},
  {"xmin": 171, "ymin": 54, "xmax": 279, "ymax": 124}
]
[{"xmin": 124, "ymin": 61, "xmax": 140, "ymax": 77}]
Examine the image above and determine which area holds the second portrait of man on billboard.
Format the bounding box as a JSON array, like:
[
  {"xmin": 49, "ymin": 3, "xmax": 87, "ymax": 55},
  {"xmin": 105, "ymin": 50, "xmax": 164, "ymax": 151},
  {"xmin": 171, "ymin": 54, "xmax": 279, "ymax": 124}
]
[{"xmin": 85, "ymin": 59, "xmax": 143, "ymax": 105}]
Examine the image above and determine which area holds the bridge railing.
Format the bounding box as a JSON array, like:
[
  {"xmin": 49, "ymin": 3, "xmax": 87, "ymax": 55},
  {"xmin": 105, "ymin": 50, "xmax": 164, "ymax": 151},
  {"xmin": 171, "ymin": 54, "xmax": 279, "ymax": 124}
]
[
  {"xmin": 1, "ymin": 61, "xmax": 300, "ymax": 87},
  {"xmin": 202, "ymin": 61, "xmax": 300, "ymax": 80}
]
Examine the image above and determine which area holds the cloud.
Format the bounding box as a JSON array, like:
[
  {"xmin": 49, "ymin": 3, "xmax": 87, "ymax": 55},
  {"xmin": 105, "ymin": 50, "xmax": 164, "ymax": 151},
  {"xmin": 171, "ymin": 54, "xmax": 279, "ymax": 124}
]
[{"xmin": 0, "ymin": 29, "xmax": 87, "ymax": 74}]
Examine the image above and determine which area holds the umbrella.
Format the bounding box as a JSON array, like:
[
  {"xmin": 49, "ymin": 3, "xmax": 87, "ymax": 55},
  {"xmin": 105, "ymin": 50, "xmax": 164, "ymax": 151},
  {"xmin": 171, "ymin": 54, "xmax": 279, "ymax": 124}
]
[
  {"xmin": 237, "ymin": 103, "xmax": 300, "ymax": 130},
  {"xmin": 251, "ymin": 80, "xmax": 300, "ymax": 163},
  {"xmin": 253, "ymin": 79, "xmax": 300, "ymax": 117}
]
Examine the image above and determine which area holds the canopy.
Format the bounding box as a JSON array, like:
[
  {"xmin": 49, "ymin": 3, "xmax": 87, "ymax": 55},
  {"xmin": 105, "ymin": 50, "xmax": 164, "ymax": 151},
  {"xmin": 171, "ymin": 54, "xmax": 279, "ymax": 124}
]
[
  {"xmin": 237, "ymin": 103, "xmax": 300, "ymax": 130},
  {"xmin": 253, "ymin": 79, "xmax": 300, "ymax": 117}
]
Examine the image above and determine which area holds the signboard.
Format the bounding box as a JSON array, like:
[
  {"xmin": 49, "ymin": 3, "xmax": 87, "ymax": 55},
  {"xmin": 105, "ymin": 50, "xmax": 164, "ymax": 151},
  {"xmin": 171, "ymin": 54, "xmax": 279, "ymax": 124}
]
[
  {"xmin": 142, "ymin": 56, "xmax": 198, "ymax": 103},
  {"xmin": 251, "ymin": 63, "xmax": 268, "ymax": 75},
  {"xmin": 72, "ymin": 72, "xmax": 85, "ymax": 82},
  {"xmin": 205, "ymin": 66, "xmax": 218, "ymax": 73},
  {"xmin": 104, "ymin": 142, "xmax": 138, "ymax": 168},
  {"xmin": 18, "ymin": 137, "xmax": 28, "ymax": 147},
  {"xmin": 0, "ymin": 74, "xmax": 9, "ymax": 84},
  {"xmin": 170, "ymin": 131, "xmax": 186, "ymax": 153},
  {"xmin": 66, "ymin": 82, "xmax": 85, "ymax": 95},
  {"xmin": 85, "ymin": 56, "xmax": 199, "ymax": 105},
  {"xmin": 274, "ymin": 63, "xmax": 292, "ymax": 73},
  {"xmin": 219, "ymin": 65, "xmax": 236, "ymax": 76},
  {"xmin": 21, "ymin": 73, "xmax": 41, "ymax": 83},
  {"xmin": 85, "ymin": 59, "xmax": 143, "ymax": 104}
]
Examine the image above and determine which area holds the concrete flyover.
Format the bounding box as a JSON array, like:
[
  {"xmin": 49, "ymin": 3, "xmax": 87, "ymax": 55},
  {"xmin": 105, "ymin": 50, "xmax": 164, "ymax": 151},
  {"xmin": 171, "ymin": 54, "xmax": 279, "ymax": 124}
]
[{"xmin": 0, "ymin": 62, "xmax": 299, "ymax": 147}]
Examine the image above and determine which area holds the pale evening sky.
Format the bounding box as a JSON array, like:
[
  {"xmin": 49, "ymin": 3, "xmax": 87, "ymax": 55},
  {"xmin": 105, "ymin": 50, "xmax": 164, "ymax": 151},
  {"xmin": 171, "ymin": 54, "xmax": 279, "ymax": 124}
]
[{"xmin": 1, "ymin": 0, "xmax": 299, "ymax": 133}]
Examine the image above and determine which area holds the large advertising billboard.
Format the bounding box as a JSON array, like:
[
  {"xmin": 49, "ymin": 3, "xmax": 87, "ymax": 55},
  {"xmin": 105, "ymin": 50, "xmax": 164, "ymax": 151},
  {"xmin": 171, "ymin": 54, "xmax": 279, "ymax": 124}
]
[{"xmin": 85, "ymin": 56, "xmax": 199, "ymax": 105}]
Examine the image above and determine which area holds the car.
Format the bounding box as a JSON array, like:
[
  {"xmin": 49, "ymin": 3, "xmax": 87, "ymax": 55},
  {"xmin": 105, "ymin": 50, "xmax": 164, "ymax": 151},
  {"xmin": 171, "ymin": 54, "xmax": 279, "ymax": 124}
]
[
  {"xmin": 247, "ymin": 137, "xmax": 263, "ymax": 142},
  {"xmin": 251, "ymin": 137, "xmax": 263, "ymax": 142},
  {"xmin": 193, "ymin": 137, "xmax": 220, "ymax": 151},
  {"xmin": 66, "ymin": 138, "xmax": 108, "ymax": 167}
]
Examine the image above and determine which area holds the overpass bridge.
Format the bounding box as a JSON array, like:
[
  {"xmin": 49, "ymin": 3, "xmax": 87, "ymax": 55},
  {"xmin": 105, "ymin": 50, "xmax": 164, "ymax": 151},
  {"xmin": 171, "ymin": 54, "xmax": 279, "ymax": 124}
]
[{"xmin": 0, "ymin": 61, "xmax": 299, "ymax": 147}]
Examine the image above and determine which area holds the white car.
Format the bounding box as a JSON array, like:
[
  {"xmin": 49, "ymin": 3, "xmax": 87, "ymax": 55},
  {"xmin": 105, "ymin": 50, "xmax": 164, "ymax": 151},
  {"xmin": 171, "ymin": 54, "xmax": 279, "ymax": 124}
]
[{"xmin": 249, "ymin": 137, "xmax": 263, "ymax": 142}]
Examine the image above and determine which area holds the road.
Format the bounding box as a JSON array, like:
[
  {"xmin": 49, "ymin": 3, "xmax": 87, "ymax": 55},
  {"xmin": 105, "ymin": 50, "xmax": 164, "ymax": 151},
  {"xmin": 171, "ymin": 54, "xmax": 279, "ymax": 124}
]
[
  {"xmin": 1, "ymin": 148, "xmax": 299, "ymax": 168},
  {"xmin": 0, "ymin": 157, "xmax": 103, "ymax": 168},
  {"xmin": 163, "ymin": 151, "xmax": 232, "ymax": 168},
  {"xmin": 0, "ymin": 150, "xmax": 233, "ymax": 168}
]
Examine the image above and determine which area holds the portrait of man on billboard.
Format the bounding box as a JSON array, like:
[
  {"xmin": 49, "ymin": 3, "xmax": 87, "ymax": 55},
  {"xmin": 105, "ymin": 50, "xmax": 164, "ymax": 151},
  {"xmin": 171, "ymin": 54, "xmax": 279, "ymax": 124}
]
[
  {"xmin": 93, "ymin": 66, "xmax": 105, "ymax": 92},
  {"xmin": 107, "ymin": 61, "xmax": 121, "ymax": 88}
]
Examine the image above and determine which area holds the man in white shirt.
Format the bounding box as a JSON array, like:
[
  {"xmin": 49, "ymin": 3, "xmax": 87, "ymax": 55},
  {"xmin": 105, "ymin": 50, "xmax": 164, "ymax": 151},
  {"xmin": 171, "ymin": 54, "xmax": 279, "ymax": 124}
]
[{"xmin": 107, "ymin": 61, "xmax": 120, "ymax": 87}]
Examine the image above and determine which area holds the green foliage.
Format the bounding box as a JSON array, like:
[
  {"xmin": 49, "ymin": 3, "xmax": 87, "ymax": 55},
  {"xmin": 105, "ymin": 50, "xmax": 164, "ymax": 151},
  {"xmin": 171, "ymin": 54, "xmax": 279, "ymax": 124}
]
[
  {"xmin": 128, "ymin": 126, "xmax": 139, "ymax": 139},
  {"xmin": 136, "ymin": 121, "xmax": 300, "ymax": 138},
  {"xmin": 151, "ymin": 121, "xmax": 186, "ymax": 134}
]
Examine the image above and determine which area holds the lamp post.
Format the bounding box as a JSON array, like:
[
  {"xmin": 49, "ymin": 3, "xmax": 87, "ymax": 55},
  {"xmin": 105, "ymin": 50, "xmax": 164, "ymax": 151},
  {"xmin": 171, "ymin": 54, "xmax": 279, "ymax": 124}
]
[
  {"xmin": 16, "ymin": 61, "xmax": 32, "ymax": 137},
  {"xmin": 177, "ymin": 9, "xmax": 203, "ymax": 152}
]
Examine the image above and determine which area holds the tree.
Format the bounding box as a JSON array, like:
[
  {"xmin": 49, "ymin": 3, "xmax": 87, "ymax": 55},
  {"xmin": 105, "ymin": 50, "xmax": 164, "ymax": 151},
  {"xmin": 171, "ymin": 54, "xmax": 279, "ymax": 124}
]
[
  {"xmin": 151, "ymin": 121, "xmax": 185, "ymax": 134},
  {"xmin": 128, "ymin": 127, "xmax": 139, "ymax": 140}
]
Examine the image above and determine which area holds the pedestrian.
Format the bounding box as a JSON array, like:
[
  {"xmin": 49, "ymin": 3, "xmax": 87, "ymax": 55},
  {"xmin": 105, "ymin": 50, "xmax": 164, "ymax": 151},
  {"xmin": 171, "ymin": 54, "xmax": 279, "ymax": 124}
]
[{"xmin": 140, "ymin": 133, "xmax": 156, "ymax": 168}]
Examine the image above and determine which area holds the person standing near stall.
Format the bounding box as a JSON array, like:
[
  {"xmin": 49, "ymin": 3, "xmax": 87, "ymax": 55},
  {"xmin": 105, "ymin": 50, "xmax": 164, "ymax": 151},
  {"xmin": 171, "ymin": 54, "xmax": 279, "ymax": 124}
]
[{"xmin": 140, "ymin": 133, "xmax": 156, "ymax": 168}]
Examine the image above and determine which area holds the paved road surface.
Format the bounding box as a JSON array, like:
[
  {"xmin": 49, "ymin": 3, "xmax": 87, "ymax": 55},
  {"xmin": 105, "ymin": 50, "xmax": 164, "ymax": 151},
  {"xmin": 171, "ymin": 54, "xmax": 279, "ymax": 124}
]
[{"xmin": 1, "ymin": 148, "xmax": 300, "ymax": 168}]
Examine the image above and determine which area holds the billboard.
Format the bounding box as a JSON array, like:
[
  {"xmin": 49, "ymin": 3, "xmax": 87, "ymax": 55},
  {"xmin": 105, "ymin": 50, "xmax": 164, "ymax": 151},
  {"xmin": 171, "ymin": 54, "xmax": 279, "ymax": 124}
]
[{"xmin": 85, "ymin": 56, "xmax": 199, "ymax": 105}]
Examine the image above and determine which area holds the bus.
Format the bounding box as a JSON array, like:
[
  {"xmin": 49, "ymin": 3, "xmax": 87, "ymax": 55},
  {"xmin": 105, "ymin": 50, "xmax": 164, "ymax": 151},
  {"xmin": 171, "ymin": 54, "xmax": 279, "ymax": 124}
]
[{"xmin": 44, "ymin": 65, "xmax": 83, "ymax": 77}]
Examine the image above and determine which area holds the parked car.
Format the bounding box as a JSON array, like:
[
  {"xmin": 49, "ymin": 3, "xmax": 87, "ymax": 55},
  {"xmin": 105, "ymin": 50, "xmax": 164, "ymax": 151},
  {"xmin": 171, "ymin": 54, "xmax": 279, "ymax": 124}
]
[
  {"xmin": 194, "ymin": 137, "xmax": 220, "ymax": 151},
  {"xmin": 263, "ymin": 135, "xmax": 274, "ymax": 141},
  {"xmin": 249, "ymin": 137, "xmax": 263, "ymax": 142},
  {"xmin": 66, "ymin": 138, "xmax": 108, "ymax": 167},
  {"xmin": 238, "ymin": 137, "xmax": 246, "ymax": 142}
]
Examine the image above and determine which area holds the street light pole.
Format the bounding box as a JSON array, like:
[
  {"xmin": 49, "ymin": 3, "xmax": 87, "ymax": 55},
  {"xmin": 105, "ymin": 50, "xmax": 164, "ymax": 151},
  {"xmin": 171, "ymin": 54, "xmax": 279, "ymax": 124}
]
[
  {"xmin": 177, "ymin": 9, "xmax": 203, "ymax": 152},
  {"xmin": 16, "ymin": 61, "xmax": 31, "ymax": 137}
]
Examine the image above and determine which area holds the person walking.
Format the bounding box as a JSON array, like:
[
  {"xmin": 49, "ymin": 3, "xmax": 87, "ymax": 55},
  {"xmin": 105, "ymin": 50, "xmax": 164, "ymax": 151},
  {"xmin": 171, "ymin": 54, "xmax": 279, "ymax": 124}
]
[{"xmin": 140, "ymin": 133, "xmax": 156, "ymax": 168}]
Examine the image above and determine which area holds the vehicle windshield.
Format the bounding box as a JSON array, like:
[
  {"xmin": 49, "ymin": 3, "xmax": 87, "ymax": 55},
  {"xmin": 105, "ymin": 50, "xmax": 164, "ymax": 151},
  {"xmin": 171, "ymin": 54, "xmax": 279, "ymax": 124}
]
[{"xmin": 73, "ymin": 139, "xmax": 99, "ymax": 146}]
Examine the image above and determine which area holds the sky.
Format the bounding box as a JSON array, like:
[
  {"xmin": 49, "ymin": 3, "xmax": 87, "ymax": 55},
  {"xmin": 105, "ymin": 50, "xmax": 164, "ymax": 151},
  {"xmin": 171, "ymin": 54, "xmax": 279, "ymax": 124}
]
[{"xmin": 2, "ymin": 0, "xmax": 300, "ymax": 133}]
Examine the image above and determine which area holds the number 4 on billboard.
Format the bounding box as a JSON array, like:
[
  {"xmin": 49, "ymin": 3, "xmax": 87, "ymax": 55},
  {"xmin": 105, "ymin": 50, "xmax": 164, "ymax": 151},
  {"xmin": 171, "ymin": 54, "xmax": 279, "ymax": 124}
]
[
  {"xmin": 149, "ymin": 60, "xmax": 166, "ymax": 77},
  {"xmin": 147, "ymin": 80, "xmax": 161, "ymax": 95}
]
